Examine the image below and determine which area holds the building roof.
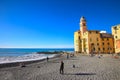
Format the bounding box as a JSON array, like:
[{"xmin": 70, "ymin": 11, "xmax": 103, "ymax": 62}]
[
  {"xmin": 100, "ymin": 33, "xmax": 113, "ymax": 38},
  {"xmin": 112, "ymin": 25, "xmax": 120, "ymax": 30},
  {"xmin": 80, "ymin": 16, "xmax": 86, "ymax": 22},
  {"xmin": 88, "ymin": 30, "xmax": 100, "ymax": 32}
]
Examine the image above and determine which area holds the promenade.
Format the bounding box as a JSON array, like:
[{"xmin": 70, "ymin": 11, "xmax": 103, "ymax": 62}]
[{"xmin": 0, "ymin": 54, "xmax": 120, "ymax": 80}]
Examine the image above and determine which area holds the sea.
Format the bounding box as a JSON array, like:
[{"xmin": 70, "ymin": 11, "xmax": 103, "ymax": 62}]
[{"xmin": 0, "ymin": 48, "xmax": 74, "ymax": 64}]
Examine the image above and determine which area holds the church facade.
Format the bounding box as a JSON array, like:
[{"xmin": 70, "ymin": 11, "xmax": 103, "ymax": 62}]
[
  {"xmin": 74, "ymin": 17, "xmax": 114, "ymax": 54},
  {"xmin": 112, "ymin": 24, "xmax": 120, "ymax": 54}
]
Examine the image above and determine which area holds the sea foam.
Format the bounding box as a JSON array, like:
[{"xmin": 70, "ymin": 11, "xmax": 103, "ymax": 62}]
[{"xmin": 0, "ymin": 53, "xmax": 56, "ymax": 64}]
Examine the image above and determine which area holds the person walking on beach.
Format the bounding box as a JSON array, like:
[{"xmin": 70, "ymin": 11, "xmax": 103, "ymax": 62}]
[
  {"xmin": 47, "ymin": 57, "xmax": 49, "ymax": 62},
  {"xmin": 67, "ymin": 53, "xmax": 69, "ymax": 59},
  {"xmin": 60, "ymin": 61, "xmax": 64, "ymax": 74}
]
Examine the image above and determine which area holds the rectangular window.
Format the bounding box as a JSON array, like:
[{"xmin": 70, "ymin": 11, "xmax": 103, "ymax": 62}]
[
  {"xmin": 115, "ymin": 31, "xmax": 117, "ymax": 34},
  {"xmin": 107, "ymin": 43, "xmax": 110, "ymax": 45},
  {"xmin": 96, "ymin": 31, "xmax": 98, "ymax": 34},
  {"xmin": 79, "ymin": 36, "xmax": 80, "ymax": 40},
  {"xmin": 80, "ymin": 39, "xmax": 82, "ymax": 43},
  {"xmin": 116, "ymin": 36, "xmax": 117, "ymax": 39},
  {"xmin": 115, "ymin": 29, "xmax": 117, "ymax": 34},
  {"xmin": 102, "ymin": 43, "xmax": 104, "ymax": 45},
  {"xmin": 103, "ymin": 48, "xmax": 105, "ymax": 51},
  {"xmin": 97, "ymin": 43, "xmax": 99, "ymax": 46},
  {"xmin": 93, "ymin": 48, "xmax": 95, "ymax": 51},
  {"xmin": 107, "ymin": 38, "xmax": 109, "ymax": 41},
  {"xmin": 90, "ymin": 38, "xmax": 92, "ymax": 41},
  {"xmin": 97, "ymin": 38, "xmax": 99, "ymax": 41},
  {"xmin": 91, "ymin": 43, "xmax": 94, "ymax": 46},
  {"xmin": 98, "ymin": 48, "xmax": 100, "ymax": 51},
  {"xmin": 102, "ymin": 38, "xmax": 104, "ymax": 41},
  {"xmin": 114, "ymin": 26, "xmax": 118, "ymax": 34}
]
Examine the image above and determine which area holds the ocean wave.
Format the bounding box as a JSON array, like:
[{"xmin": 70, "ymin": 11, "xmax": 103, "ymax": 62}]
[{"xmin": 0, "ymin": 53, "xmax": 56, "ymax": 64}]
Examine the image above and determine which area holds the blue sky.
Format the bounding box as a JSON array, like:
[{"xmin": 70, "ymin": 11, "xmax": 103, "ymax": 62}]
[{"xmin": 0, "ymin": 0, "xmax": 120, "ymax": 48}]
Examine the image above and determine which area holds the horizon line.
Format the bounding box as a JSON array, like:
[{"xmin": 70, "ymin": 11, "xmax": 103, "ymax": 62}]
[{"xmin": 0, "ymin": 47, "xmax": 74, "ymax": 49}]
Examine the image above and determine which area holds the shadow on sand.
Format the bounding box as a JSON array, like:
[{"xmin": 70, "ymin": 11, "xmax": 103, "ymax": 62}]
[
  {"xmin": 48, "ymin": 61, "xmax": 60, "ymax": 63},
  {"xmin": 64, "ymin": 73, "xmax": 96, "ymax": 75},
  {"xmin": 67, "ymin": 59, "xmax": 78, "ymax": 60}
]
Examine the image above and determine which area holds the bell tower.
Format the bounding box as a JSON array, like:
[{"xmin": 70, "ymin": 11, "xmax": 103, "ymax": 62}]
[
  {"xmin": 80, "ymin": 16, "xmax": 87, "ymax": 53},
  {"xmin": 80, "ymin": 16, "xmax": 87, "ymax": 36}
]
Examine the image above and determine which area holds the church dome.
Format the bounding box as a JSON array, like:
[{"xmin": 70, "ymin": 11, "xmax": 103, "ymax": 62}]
[{"xmin": 80, "ymin": 16, "xmax": 86, "ymax": 22}]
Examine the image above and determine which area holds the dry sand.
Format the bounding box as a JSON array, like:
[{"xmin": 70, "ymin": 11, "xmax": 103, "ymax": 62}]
[{"xmin": 0, "ymin": 54, "xmax": 120, "ymax": 80}]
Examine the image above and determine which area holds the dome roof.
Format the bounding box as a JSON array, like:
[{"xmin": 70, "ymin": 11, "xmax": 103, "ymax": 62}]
[{"xmin": 80, "ymin": 16, "xmax": 86, "ymax": 22}]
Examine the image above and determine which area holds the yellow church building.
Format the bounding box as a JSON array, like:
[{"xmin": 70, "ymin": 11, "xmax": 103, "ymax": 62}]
[
  {"xmin": 112, "ymin": 24, "xmax": 120, "ymax": 54},
  {"xmin": 74, "ymin": 16, "xmax": 114, "ymax": 54}
]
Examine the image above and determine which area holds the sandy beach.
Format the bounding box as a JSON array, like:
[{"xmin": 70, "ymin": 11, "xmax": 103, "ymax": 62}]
[{"xmin": 0, "ymin": 54, "xmax": 120, "ymax": 80}]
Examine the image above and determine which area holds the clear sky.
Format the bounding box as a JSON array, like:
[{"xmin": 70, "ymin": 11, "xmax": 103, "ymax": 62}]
[{"xmin": 0, "ymin": 0, "xmax": 120, "ymax": 48}]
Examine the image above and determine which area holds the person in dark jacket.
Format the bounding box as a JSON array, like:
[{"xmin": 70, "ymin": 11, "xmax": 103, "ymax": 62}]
[
  {"xmin": 60, "ymin": 61, "xmax": 64, "ymax": 74},
  {"xmin": 47, "ymin": 57, "xmax": 49, "ymax": 62}
]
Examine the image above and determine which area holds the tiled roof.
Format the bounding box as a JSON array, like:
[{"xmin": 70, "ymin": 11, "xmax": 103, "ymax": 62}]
[
  {"xmin": 88, "ymin": 30, "xmax": 99, "ymax": 32},
  {"xmin": 100, "ymin": 33, "xmax": 113, "ymax": 38}
]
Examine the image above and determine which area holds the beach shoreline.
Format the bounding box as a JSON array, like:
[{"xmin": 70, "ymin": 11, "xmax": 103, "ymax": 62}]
[
  {"xmin": 0, "ymin": 54, "xmax": 120, "ymax": 80},
  {"xmin": 0, "ymin": 53, "xmax": 62, "ymax": 68}
]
